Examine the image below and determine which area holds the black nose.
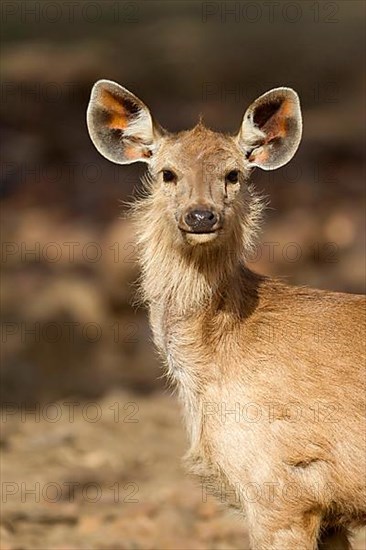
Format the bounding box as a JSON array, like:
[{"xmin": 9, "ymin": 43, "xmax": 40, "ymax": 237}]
[{"xmin": 184, "ymin": 209, "xmax": 218, "ymax": 233}]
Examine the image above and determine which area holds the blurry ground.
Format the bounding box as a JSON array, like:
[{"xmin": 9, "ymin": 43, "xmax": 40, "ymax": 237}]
[
  {"xmin": 1, "ymin": 394, "xmax": 251, "ymax": 550},
  {"xmin": 1, "ymin": 2, "xmax": 365, "ymax": 549}
]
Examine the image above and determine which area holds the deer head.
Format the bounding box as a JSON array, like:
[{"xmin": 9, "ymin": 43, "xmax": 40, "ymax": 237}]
[{"xmin": 87, "ymin": 80, "xmax": 302, "ymax": 249}]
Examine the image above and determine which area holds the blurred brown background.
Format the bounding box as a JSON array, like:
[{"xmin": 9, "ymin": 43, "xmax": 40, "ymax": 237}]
[{"xmin": 1, "ymin": 1, "xmax": 365, "ymax": 549}]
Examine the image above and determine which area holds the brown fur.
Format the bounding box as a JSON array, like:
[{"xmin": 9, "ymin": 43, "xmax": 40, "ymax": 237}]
[{"xmin": 87, "ymin": 81, "xmax": 366, "ymax": 550}]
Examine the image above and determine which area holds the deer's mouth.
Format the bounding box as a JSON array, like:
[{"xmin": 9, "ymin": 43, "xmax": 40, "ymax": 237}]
[{"xmin": 180, "ymin": 228, "xmax": 220, "ymax": 244}]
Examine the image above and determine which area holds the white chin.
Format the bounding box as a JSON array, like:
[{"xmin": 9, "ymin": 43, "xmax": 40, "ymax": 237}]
[{"xmin": 185, "ymin": 232, "xmax": 218, "ymax": 245}]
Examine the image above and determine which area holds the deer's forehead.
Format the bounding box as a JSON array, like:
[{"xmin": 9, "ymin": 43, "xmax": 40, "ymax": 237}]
[{"xmin": 157, "ymin": 130, "xmax": 241, "ymax": 170}]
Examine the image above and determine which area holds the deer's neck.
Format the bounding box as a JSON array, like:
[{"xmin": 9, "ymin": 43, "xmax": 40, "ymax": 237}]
[{"xmin": 137, "ymin": 228, "xmax": 240, "ymax": 317}]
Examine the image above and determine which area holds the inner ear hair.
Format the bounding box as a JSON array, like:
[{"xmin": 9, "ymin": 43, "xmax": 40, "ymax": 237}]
[{"xmin": 252, "ymin": 99, "xmax": 283, "ymax": 128}]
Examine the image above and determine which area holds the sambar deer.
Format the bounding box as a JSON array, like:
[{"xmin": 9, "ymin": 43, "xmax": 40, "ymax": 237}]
[{"xmin": 87, "ymin": 80, "xmax": 366, "ymax": 550}]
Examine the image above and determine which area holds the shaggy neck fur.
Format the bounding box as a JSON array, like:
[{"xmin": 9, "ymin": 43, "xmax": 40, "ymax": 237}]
[{"xmin": 132, "ymin": 180, "xmax": 264, "ymax": 315}]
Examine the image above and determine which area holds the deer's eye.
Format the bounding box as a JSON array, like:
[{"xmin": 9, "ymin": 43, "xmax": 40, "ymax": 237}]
[
  {"xmin": 162, "ymin": 169, "xmax": 177, "ymax": 183},
  {"xmin": 226, "ymin": 170, "xmax": 239, "ymax": 184}
]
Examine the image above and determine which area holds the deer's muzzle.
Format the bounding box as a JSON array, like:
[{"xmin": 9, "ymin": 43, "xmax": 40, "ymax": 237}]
[{"xmin": 183, "ymin": 208, "xmax": 219, "ymax": 234}]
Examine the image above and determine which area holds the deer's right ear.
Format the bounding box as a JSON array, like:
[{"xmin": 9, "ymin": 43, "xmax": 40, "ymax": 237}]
[{"xmin": 87, "ymin": 80, "xmax": 162, "ymax": 164}]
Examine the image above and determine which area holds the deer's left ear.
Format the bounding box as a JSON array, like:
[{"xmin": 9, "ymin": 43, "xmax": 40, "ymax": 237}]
[
  {"xmin": 236, "ymin": 87, "xmax": 302, "ymax": 170},
  {"xmin": 87, "ymin": 79, "xmax": 163, "ymax": 165}
]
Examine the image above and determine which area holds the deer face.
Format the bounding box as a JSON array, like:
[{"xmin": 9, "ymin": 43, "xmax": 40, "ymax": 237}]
[
  {"xmin": 87, "ymin": 80, "xmax": 302, "ymax": 246},
  {"xmin": 147, "ymin": 126, "xmax": 249, "ymax": 245}
]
